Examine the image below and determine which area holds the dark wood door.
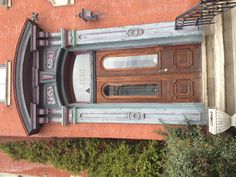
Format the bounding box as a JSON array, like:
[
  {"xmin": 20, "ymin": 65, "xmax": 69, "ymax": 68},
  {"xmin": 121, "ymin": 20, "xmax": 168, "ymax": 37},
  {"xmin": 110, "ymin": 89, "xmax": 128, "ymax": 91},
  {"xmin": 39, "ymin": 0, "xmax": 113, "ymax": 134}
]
[{"xmin": 96, "ymin": 44, "xmax": 202, "ymax": 103}]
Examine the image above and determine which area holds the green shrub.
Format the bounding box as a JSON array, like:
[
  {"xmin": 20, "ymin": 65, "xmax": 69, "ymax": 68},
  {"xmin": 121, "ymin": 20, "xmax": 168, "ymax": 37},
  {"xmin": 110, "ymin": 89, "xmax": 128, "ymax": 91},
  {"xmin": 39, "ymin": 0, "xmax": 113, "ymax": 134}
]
[
  {"xmin": 1, "ymin": 126, "xmax": 236, "ymax": 177},
  {"xmin": 88, "ymin": 140, "xmax": 164, "ymax": 177},
  {"xmin": 162, "ymin": 125, "xmax": 236, "ymax": 177},
  {"xmin": 0, "ymin": 138, "xmax": 164, "ymax": 176}
]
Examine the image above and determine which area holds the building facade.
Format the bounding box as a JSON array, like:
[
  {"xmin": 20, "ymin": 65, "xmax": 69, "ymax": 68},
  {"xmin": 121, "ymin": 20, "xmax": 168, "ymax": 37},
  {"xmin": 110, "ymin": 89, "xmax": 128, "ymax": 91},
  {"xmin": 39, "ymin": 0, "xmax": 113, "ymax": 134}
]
[
  {"xmin": 0, "ymin": 0, "xmax": 211, "ymax": 140},
  {"xmin": 1, "ymin": 0, "xmax": 236, "ymax": 176}
]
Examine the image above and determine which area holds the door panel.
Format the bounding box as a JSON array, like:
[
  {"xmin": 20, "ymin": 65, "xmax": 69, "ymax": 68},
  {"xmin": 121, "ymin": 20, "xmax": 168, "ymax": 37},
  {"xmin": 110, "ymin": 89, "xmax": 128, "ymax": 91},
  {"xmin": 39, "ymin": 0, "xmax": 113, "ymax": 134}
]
[
  {"xmin": 96, "ymin": 47, "xmax": 161, "ymax": 77},
  {"xmin": 96, "ymin": 44, "xmax": 201, "ymax": 103},
  {"xmin": 161, "ymin": 44, "xmax": 201, "ymax": 73}
]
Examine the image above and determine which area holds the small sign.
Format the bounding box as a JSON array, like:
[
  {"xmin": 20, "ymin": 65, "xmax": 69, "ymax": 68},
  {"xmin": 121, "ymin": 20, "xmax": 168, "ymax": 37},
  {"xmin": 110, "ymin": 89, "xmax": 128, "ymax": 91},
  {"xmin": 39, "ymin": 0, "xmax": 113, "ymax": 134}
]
[{"xmin": 73, "ymin": 53, "xmax": 93, "ymax": 103}]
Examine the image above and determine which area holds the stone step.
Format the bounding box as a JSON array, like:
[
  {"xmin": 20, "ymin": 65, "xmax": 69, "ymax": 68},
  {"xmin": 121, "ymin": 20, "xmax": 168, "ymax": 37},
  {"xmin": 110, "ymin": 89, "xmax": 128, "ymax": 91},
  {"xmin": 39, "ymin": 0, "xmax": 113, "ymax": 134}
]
[
  {"xmin": 204, "ymin": 8, "xmax": 236, "ymax": 115},
  {"xmin": 224, "ymin": 8, "xmax": 236, "ymax": 115}
]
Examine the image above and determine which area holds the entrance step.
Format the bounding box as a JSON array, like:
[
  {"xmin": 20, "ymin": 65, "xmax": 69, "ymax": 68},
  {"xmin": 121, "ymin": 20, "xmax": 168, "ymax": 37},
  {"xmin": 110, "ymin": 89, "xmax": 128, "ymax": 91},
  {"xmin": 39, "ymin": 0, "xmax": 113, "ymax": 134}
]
[
  {"xmin": 224, "ymin": 8, "xmax": 236, "ymax": 115},
  {"xmin": 203, "ymin": 8, "xmax": 236, "ymax": 115}
]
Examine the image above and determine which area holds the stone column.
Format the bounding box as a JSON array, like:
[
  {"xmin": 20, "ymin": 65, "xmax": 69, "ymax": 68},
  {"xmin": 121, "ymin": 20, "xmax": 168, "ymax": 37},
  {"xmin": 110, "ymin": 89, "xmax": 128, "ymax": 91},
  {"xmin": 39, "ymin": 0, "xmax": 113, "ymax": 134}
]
[{"xmin": 214, "ymin": 15, "xmax": 225, "ymax": 111}]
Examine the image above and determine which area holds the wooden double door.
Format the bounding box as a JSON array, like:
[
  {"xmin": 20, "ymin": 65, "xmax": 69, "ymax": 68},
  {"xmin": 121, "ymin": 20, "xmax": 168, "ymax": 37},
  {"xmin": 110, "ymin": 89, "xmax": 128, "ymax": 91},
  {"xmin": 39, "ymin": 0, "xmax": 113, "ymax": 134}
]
[{"xmin": 96, "ymin": 44, "xmax": 202, "ymax": 103}]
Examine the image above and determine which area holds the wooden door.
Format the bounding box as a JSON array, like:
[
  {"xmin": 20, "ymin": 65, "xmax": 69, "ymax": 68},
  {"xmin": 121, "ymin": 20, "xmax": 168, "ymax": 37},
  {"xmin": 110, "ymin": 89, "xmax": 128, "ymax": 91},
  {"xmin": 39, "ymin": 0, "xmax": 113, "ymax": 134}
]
[{"xmin": 96, "ymin": 44, "xmax": 202, "ymax": 103}]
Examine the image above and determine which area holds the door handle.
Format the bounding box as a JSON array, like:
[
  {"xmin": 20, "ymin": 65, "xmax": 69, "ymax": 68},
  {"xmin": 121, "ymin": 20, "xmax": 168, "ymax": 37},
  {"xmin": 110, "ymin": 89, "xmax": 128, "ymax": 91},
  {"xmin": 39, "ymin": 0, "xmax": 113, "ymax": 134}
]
[{"xmin": 159, "ymin": 68, "xmax": 168, "ymax": 73}]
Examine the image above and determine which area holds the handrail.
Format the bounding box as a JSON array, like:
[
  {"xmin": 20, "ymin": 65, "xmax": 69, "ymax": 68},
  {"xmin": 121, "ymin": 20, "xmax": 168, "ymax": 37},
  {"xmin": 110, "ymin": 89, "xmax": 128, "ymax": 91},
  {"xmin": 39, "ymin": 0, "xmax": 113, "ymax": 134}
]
[{"xmin": 175, "ymin": 0, "xmax": 236, "ymax": 30}]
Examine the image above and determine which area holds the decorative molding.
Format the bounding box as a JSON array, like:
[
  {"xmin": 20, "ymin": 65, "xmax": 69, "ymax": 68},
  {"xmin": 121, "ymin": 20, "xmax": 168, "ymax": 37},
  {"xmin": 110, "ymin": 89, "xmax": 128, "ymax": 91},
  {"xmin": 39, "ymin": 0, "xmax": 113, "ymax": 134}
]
[
  {"xmin": 61, "ymin": 106, "xmax": 69, "ymax": 126},
  {"xmin": 40, "ymin": 71, "xmax": 56, "ymax": 83},
  {"xmin": 201, "ymin": 36, "xmax": 208, "ymax": 105},
  {"xmin": 77, "ymin": 111, "xmax": 204, "ymax": 124},
  {"xmin": 31, "ymin": 25, "xmax": 38, "ymax": 51},
  {"xmin": 128, "ymin": 112, "xmax": 145, "ymax": 120},
  {"xmin": 173, "ymin": 79, "xmax": 193, "ymax": 100},
  {"xmin": 48, "ymin": 109, "xmax": 61, "ymax": 115},
  {"xmin": 74, "ymin": 104, "xmax": 207, "ymax": 125},
  {"xmin": 71, "ymin": 30, "xmax": 76, "ymax": 47},
  {"xmin": 33, "ymin": 86, "xmax": 39, "ymax": 104},
  {"xmin": 32, "ymin": 68, "xmax": 39, "ymax": 87},
  {"xmin": 46, "ymin": 49, "xmax": 57, "ymax": 69},
  {"xmin": 61, "ymin": 28, "xmax": 68, "ymax": 48},
  {"xmin": 173, "ymin": 49, "xmax": 193, "ymax": 68},
  {"xmin": 39, "ymin": 117, "xmax": 49, "ymax": 124},
  {"xmin": 127, "ymin": 28, "xmax": 144, "ymax": 37},
  {"xmin": 75, "ymin": 22, "xmax": 203, "ymax": 46},
  {"xmin": 37, "ymin": 108, "xmax": 48, "ymax": 115},
  {"xmin": 30, "ymin": 103, "xmax": 37, "ymax": 129},
  {"xmin": 46, "ymin": 86, "xmax": 56, "ymax": 105},
  {"xmin": 39, "ymin": 32, "xmax": 61, "ymax": 38},
  {"xmin": 72, "ymin": 107, "xmax": 77, "ymax": 124},
  {"xmin": 14, "ymin": 19, "xmax": 36, "ymax": 135}
]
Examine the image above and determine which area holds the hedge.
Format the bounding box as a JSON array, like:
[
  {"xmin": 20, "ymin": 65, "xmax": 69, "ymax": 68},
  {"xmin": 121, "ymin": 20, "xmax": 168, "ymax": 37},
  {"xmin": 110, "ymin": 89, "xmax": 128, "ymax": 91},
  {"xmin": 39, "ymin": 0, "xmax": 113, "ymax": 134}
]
[
  {"xmin": 0, "ymin": 138, "xmax": 165, "ymax": 177},
  {"xmin": 1, "ymin": 126, "xmax": 236, "ymax": 177},
  {"xmin": 162, "ymin": 126, "xmax": 236, "ymax": 177}
]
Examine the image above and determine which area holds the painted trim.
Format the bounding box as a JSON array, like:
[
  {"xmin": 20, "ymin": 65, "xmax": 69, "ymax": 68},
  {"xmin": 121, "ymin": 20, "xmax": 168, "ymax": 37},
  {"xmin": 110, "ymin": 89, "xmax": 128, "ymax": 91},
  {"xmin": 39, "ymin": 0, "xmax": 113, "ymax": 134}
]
[
  {"xmin": 202, "ymin": 36, "xmax": 208, "ymax": 106},
  {"xmin": 69, "ymin": 103, "xmax": 207, "ymax": 125},
  {"xmin": 62, "ymin": 22, "xmax": 203, "ymax": 51},
  {"xmin": 72, "ymin": 29, "xmax": 76, "ymax": 47},
  {"xmin": 70, "ymin": 35, "xmax": 203, "ymax": 51},
  {"xmin": 61, "ymin": 28, "xmax": 65, "ymax": 48},
  {"xmin": 14, "ymin": 19, "xmax": 34, "ymax": 134},
  {"xmin": 14, "ymin": 19, "xmax": 42, "ymax": 135},
  {"xmin": 5, "ymin": 60, "xmax": 11, "ymax": 106},
  {"xmin": 14, "ymin": 19, "xmax": 206, "ymax": 131},
  {"xmin": 75, "ymin": 22, "xmax": 203, "ymax": 45},
  {"xmin": 63, "ymin": 22, "xmax": 205, "ymax": 125}
]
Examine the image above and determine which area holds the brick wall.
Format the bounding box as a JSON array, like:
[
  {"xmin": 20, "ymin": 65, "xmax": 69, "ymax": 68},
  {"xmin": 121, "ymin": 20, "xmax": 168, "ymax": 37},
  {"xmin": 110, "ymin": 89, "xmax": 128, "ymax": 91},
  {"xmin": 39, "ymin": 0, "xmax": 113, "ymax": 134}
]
[{"xmin": 0, "ymin": 0, "xmax": 199, "ymax": 139}]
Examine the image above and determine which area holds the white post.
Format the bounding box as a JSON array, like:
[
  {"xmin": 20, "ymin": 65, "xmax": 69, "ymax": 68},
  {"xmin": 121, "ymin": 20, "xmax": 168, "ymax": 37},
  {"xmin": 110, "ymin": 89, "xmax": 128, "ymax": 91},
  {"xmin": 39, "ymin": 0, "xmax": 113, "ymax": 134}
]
[{"xmin": 214, "ymin": 15, "xmax": 225, "ymax": 111}]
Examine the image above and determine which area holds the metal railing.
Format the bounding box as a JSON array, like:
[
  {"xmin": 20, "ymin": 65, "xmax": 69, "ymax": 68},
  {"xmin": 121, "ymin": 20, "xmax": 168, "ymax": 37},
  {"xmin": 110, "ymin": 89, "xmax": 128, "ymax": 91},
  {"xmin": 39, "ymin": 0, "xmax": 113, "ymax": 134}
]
[{"xmin": 175, "ymin": 0, "xmax": 236, "ymax": 30}]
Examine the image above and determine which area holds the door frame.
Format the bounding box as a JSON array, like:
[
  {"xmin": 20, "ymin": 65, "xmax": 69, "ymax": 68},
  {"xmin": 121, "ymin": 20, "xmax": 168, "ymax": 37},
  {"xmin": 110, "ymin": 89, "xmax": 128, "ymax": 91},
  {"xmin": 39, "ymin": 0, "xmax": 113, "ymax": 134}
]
[
  {"xmin": 65, "ymin": 21, "xmax": 207, "ymax": 125},
  {"xmin": 95, "ymin": 45, "xmax": 202, "ymax": 103}
]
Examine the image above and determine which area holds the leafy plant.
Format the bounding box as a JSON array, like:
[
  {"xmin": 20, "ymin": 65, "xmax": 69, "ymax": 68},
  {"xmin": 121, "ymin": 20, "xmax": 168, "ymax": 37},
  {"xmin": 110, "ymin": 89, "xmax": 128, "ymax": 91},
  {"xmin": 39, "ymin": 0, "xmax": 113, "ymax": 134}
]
[
  {"xmin": 162, "ymin": 125, "xmax": 236, "ymax": 177},
  {"xmin": 0, "ymin": 138, "xmax": 164, "ymax": 176},
  {"xmin": 1, "ymin": 125, "xmax": 236, "ymax": 177}
]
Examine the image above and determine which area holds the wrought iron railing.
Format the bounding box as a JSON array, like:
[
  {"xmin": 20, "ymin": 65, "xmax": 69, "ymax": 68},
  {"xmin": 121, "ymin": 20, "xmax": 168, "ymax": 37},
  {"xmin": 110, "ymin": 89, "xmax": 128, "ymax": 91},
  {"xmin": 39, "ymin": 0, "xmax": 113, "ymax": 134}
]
[{"xmin": 175, "ymin": 0, "xmax": 236, "ymax": 30}]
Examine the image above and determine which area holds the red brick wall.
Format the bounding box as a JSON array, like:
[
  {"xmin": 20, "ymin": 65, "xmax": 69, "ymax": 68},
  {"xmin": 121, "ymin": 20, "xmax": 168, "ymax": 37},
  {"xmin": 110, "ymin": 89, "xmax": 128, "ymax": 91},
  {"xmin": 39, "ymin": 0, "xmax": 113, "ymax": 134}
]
[{"xmin": 0, "ymin": 0, "xmax": 199, "ymax": 139}]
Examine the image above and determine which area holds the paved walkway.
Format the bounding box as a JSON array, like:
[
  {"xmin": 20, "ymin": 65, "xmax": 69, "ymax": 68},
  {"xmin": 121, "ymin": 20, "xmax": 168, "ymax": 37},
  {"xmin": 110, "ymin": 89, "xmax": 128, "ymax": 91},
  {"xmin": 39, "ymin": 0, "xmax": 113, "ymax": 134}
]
[{"xmin": 0, "ymin": 152, "xmax": 71, "ymax": 177}]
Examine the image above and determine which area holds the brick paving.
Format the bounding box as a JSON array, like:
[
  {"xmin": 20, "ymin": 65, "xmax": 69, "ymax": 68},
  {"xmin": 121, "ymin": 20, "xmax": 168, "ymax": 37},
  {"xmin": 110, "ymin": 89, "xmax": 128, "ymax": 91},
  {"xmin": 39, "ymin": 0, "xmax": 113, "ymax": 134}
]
[
  {"xmin": 0, "ymin": 152, "xmax": 72, "ymax": 177},
  {"xmin": 0, "ymin": 0, "xmax": 199, "ymax": 139}
]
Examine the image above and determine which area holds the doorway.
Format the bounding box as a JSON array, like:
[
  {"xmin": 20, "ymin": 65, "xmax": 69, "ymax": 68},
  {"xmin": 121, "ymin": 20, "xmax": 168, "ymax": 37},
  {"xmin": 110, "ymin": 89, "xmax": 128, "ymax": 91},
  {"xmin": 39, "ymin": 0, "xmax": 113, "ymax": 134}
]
[{"xmin": 96, "ymin": 44, "xmax": 202, "ymax": 103}]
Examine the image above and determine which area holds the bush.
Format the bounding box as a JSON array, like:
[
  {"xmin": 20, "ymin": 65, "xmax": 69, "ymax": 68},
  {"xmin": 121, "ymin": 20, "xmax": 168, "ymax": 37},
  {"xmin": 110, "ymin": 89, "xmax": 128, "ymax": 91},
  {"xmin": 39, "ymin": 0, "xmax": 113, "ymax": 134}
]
[
  {"xmin": 162, "ymin": 125, "xmax": 236, "ymax": 177},
  {"xmin": 1, "ymin": 126, "xmax": 236, "ymax": 177},
  {"xmin": 0, "ymin": 138, "xmax": 164, "ymax": 176},
  {"xmin": 88, "ymin": 140, "xmax": 164, "ymax": 177}
]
